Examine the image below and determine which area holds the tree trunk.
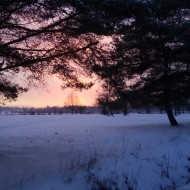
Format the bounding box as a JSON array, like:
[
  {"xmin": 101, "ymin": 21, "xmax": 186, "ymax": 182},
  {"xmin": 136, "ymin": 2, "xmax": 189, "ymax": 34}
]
[
  {"xmin": 163, "ymin": 61, "xmax": 178, "ymax": 126},
  {"xmin": 123, "ymin": 104, "xmax": 128, "ymax": 116},
  {"xmin": 71, "ymin": 107, "xmax": 74, "ymax": 114},
  {"xmin": 174, "ymin": 104, "xmax": 178, "ymax": 116},
  {"xmin": 165, "ymin": 102, "xmax": 178, "ymax": 126}
]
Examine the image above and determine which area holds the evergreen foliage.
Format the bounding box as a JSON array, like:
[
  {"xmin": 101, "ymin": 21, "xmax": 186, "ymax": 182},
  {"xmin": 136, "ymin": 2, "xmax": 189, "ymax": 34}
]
[{"xmin": 94, "ymin": 0, "xmax": 190, "ymax": 125}]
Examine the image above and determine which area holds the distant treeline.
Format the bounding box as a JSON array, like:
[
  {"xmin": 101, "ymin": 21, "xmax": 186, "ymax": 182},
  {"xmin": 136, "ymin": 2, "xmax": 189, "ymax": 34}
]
[
  {"xmin": 0, "ymin": 106, "xmax": 101, "ymax": 115},
  {"xmin": 0, "ymin": 104, "xmax": 190, "ymax": 116},
  {"xmin": 98, "ymin": 102, "xmax": 190, "ymax": 116}
]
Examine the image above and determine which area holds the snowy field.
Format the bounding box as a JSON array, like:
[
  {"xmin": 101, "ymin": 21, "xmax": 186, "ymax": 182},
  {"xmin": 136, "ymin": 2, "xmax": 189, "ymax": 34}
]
[{"xmin": 0, "ymin": 114, "xmax": 190, "ymax": 190}]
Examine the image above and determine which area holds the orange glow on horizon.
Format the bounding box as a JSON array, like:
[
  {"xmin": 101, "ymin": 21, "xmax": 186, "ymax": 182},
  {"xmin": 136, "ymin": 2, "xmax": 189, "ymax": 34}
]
[{"xmin": 7, "ymin": 77, "xmax": 100, "ymax": 108}]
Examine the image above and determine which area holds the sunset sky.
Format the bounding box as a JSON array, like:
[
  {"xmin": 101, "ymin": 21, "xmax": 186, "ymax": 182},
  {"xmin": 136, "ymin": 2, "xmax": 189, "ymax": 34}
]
[{"xmin": 7, "ymin": 77, "xmax": 100, "ymax": 108}]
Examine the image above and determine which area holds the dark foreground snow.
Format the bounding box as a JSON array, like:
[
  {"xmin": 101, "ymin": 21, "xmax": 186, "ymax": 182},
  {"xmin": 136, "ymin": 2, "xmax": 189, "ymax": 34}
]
[{"xmin": 0, "ymin": 114, "xmax": 190, "ymax": 190}]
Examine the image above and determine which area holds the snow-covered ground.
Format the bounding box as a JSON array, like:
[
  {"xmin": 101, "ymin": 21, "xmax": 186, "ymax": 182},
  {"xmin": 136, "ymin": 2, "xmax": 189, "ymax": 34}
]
[{"xmin": 0, "ymin": 114, "xmax": 190, "ymax": 190}]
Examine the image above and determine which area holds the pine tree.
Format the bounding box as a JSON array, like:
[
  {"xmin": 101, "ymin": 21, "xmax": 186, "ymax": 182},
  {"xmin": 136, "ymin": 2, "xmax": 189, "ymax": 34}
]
[
  {"xmin": 115, "ymin": 0, "xmax": 190, "ymax": 126},
  {"xmin": 93, "ymin": 0, "xmax": 190, "ymax": 126}
]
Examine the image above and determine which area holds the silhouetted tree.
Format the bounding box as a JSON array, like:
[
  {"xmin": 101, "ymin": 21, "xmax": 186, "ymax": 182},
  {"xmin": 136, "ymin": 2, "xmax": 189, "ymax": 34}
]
[
  {"xmin": 64, "ymin": 92, "xmax": 80, "ymax": 114},
  {"xmin": 94, "ymin": 0, "xmax": 190, "ymax": 126},
  {"xmin": 0, "ymin": 0, "xmax": 119, "ymax": 103}
]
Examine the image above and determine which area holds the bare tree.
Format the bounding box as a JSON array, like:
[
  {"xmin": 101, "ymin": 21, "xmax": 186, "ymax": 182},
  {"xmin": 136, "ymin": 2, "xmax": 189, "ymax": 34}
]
[{"xmin": 64, "ymin": 92, "xmax": 80, "ymax": 114}]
